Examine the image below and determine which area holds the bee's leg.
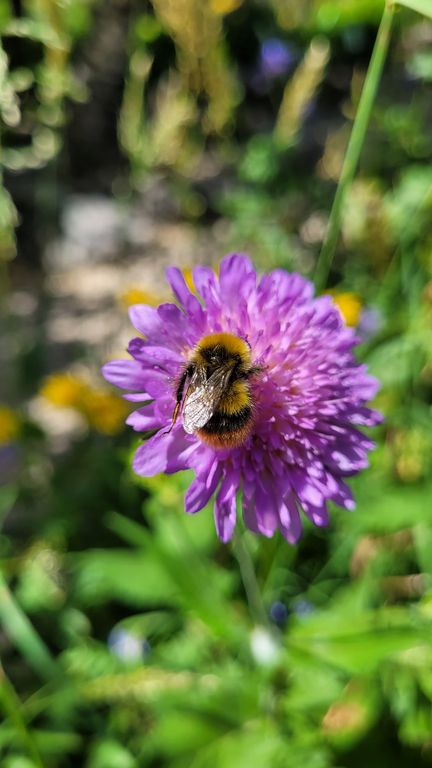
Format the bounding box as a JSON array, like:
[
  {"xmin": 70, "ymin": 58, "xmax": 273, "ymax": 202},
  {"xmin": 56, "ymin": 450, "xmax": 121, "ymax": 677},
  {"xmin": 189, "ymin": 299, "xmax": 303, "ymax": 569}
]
[
  {"xmin": 166, "ymin": 401, "xmax": 181, "ymax": 434},
  {"xmin": 164, "ymin": 365, "xmax": 193, "ymax": 435},
  {"xmin": 242, "ymin": 365, "xmax": 264, "ymax": 379}
]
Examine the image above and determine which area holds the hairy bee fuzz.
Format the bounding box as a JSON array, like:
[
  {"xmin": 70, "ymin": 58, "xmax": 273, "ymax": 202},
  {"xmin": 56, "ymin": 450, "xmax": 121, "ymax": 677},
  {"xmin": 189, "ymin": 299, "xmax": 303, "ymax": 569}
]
[{"xmin": 171, "ymin": 332, "xmax": 261, "ymax": 448}]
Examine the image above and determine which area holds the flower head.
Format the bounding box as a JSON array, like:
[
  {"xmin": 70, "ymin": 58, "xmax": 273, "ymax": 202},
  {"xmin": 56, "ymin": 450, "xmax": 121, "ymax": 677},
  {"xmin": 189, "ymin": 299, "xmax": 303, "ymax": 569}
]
[{"xmin": 103, "ymin": 254, "xmax": 381, "ymax": 543}]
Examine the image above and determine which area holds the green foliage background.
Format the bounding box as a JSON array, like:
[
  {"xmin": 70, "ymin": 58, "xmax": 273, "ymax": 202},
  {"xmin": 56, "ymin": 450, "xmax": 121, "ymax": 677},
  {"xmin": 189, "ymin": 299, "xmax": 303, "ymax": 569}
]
[{"xmin": 1, "ymin": 0, "xmax": 432, "ymax": 766}]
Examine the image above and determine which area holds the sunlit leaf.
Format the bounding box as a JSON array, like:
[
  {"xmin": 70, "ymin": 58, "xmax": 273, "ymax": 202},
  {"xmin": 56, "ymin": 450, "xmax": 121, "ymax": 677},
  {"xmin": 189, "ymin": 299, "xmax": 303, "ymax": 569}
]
[{"xmin": 395, "ymin": 0, "xmax": 432, "ymax": 21}]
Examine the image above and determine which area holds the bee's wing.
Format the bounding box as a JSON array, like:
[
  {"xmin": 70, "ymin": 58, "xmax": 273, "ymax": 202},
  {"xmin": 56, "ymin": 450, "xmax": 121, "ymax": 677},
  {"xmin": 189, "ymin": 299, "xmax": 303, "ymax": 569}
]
[{"xmin": 182, "ymin": 366, "xmax": 232, "ymax": 434}]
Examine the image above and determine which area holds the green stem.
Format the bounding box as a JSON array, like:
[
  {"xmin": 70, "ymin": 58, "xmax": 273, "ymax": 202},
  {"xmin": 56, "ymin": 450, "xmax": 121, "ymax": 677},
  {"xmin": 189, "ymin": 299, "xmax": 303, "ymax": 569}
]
[
  {"xmin": 232, "ymin": 530, "xmax": 269, "ymax": 627},
  {"xmin": 314, "ymin": 1, "xmax": 395, "ymax": 292},
  {"xmin": 0, "ymin": 665, "xmax": 45, "ymax": 768},
  {"xmin": 0, "ymin": 571, "xmax": 58, "ymax": 681}
]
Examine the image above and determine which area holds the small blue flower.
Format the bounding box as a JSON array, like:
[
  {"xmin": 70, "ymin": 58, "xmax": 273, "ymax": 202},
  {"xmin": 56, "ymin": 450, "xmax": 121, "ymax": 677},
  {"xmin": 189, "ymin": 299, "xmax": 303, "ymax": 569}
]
[{"xmin": 269, "ymin": 601, "xmax": 289, "ymax": 627}]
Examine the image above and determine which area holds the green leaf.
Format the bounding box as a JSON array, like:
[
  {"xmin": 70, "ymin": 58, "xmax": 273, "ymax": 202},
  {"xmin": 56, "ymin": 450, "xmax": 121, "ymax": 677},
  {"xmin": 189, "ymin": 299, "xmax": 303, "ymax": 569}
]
[
  {"xmin": 4, "ymin": 19, "xmax": 67, "ymax": 48},
  {"xmin": 399, "ymin": 707, "xmax": 432, "ymax": 747},
  {"xmin": 33, "ymin": 730, "xmax": 82, "ymax": 756},
  {"xmin": 145, "ymin": 712, "xmax": 227, "ymax": 760},
  {"xmin": 293, "ymin": 627, "xmax": 427, "ymax": 674},
  {"xmin": 106, "ymin": 512, "xmax": 243, "ymax": 642},
  {"xmin": 353, "ymin": 482, "xmax": 432, "ymax": 534},
  {"xmin": 191, "ymin": 722, "xmax": 286, "ymax": 768},
  {"xmin": 2, "ymin": 758, "xmax": 39, "ymax": 768},
  {"xmin": 366, "ymin": 336, "xmax": 422, "ymax": 388},
  {"xmin": 413, "ymin": 524, "xmax": 432, "ymax": 574},
  {"xmin": 72, "ymin": 550, "xmax": 177, "ymax": 608},
  {"xmin": 86, "ymin": 739, "xmax": 136, "ymax": 768},
  {"xmin": 289, "ymin": 602, "xmax": 432, "ymax": 675},
  {"xmin": 396, "ymin": 0, "xmax": 432, "ymax": 21}
]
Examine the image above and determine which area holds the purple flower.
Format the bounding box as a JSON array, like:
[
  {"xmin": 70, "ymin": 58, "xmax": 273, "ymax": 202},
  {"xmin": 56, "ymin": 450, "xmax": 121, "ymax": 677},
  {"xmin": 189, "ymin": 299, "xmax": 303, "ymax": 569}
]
[
  {"xmin": 103, "ymin": 254, "xmax": 381, "ymax": 543},
  {"xmin": 260, "ymin": 39, "xmax": 294, "ymax": 79}
]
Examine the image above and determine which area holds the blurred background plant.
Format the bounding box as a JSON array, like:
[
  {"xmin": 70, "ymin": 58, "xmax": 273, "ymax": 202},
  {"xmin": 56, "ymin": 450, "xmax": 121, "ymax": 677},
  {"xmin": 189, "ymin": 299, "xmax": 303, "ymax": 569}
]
[{"xmin": 2, "ymin": 0, "xmax": 432, "ymax": 766}]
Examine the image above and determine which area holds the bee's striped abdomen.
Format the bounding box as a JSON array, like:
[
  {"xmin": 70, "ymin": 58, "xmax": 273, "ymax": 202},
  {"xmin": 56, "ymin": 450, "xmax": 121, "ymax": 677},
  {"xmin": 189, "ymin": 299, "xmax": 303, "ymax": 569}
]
[{"xmin": 197, "ymin": 405, "xmax": 253, "ymax": 448}]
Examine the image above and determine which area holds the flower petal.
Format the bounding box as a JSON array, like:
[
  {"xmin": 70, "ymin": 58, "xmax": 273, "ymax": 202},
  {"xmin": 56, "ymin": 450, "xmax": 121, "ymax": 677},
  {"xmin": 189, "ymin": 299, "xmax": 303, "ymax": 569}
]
[
  {"xmin": 193, "ymin": 266, "xmax": 221, "ymax": 310},
  {"xmin": 214, "ymin": 471, "xmax": 239, "ymax": 542},
  {"xmin": 218, "ymin": 253, "xmax": 256, "ymax": 307},
  {"xmin": 157, "ymin": 303, "xmax": 199, "ymax": 349},
  {"xmin": 279, "ymin": 496, "xmax": 302, "ymax": 543},
  {"xmin": 166, "ymin": 267, "xmax": 206, "ymax": 326},
  {"xmin": 129, "ymin": 304, "xmax": 163, "ymax": 338},
  {"xmin": 126, "ymin": 406, "xmax": 161, "ymax": 432},
  {"xmin": 102, "ymin": 360, "xmax": 144, "ymax": 391},
  {"xmin": 122, "ymin": 392, "xmax": 152, "ymax": 402},
  {"xmin": 185, "ymin": 458, "xmax": 223, "ymax": 514},
  {"xmin": 245, "ymin": 479, "xmax": 278, "ymax": 537},
  {"xmin": 132, "ymin": 430, "xmax": 172, "ymax": 476},
  {"xmin": 128, "ymin": 339, "xmax": 183, "ymax": 370}
]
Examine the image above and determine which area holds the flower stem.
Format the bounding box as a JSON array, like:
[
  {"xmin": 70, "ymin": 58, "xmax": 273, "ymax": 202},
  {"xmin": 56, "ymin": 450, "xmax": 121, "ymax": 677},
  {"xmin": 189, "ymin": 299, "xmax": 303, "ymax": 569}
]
[
  {"xmin": 314, "ymin": 1, "xmax": 395, "ymax": 292},
  {"xmin": 232, "ymin": 530, "xmax": 269, "ymax": 626}
]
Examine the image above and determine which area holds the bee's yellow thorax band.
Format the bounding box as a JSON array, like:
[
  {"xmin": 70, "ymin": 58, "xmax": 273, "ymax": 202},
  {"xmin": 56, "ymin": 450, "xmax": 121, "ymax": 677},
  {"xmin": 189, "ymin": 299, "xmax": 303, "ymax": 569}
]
[
  {"xmin": 197, "ymin": 332, "xmax": 251, "ymax": 361},
  {"xmin": 219, "ymin": 381, "xmax": 250, "ymax": 414}
]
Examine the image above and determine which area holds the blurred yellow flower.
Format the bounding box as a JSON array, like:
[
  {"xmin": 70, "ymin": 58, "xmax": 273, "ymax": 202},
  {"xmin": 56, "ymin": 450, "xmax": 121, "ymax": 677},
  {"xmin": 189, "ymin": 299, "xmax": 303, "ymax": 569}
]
[
  {"xmin": 82, "ymin": 390, "xmax": 129, "ymax": 436},
  {"xmin": 329, "ymin": 291, "xmax": 362, "ymax": 327},
  {"xmin": 210, "ymin": 0, "xmax": 243, "ymax": 15},
  {"xmin": 118, "ymin": 287, "xmax": 164, "ymax": 310},
  {"xmin": 40, "ymin": 373, "xmax": 89, "ymax": 408},
  {"xmin": 41, "ymin": 372, "xmax": 128, "ymax": 436},
  {"xmin": 0, "ymin": 405, "xmax": 20, "ymax": 445}
]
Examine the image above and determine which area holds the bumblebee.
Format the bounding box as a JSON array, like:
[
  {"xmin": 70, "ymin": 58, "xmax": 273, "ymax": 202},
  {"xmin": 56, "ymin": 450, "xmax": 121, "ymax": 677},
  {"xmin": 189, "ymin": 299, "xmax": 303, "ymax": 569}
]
[{"xmin": 169, "ymin": 332, "xmax": 261, "ymax": 448}]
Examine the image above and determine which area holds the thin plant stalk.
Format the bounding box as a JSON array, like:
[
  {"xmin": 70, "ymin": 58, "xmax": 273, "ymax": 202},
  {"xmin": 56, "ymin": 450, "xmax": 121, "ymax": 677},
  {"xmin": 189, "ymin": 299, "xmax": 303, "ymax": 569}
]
[
  {"xmin": 0, "ymin": 665, "xmax": 45, "ymax": 768},
  {"xmin": 314, "ymin": 1, "xmax": 395, "ymax": 292},
  {"xmin": 232, "ymin": 529, "xmax": 269, "ymax": 627}
]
